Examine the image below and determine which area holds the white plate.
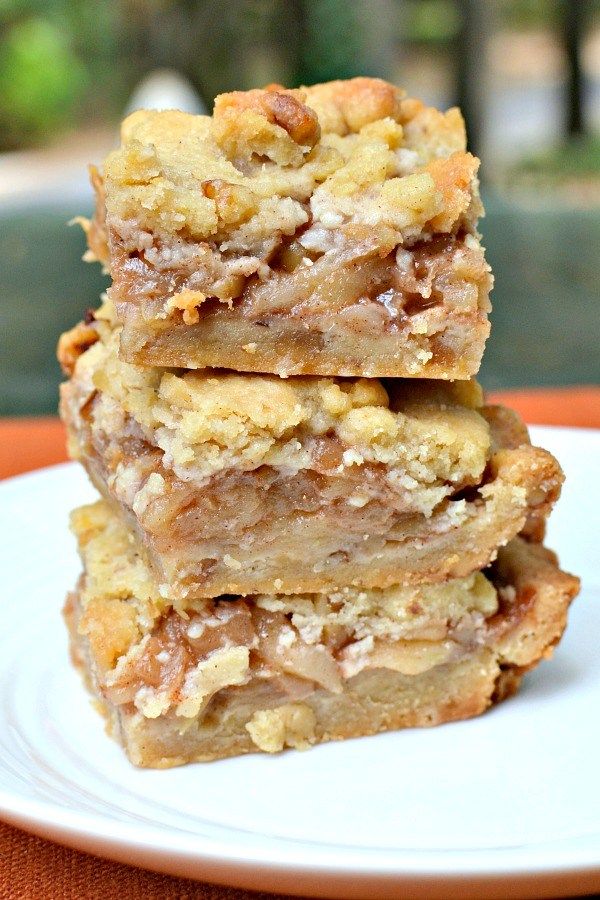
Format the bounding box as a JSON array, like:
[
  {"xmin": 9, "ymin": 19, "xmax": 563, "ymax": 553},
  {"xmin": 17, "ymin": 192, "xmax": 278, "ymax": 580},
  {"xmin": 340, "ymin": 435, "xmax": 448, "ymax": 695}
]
[{"xmin": 0, "ymin": 426, "xmax": 598, "ymax": 899}]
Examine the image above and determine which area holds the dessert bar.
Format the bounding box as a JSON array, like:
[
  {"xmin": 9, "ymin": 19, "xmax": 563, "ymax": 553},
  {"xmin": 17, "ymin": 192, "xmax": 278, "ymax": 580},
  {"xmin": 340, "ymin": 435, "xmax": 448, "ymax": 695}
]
[
  {"xmin": 59, "ymin": 311, "xmax": 562, "ymax": 599},
  {"xmin": 82, "ymin": 78, "xmax": 492, "ymax": 378},
  {"xmin": 65, "ymin": 502, "xmax": 579, "ymax": 766}
]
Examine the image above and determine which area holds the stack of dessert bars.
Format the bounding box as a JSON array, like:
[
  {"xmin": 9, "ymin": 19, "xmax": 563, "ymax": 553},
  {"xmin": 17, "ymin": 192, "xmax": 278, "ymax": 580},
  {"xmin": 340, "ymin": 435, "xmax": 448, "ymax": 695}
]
[{"xmin": 58, "ymin": 78, "xmax": 579, "ymax": 767}]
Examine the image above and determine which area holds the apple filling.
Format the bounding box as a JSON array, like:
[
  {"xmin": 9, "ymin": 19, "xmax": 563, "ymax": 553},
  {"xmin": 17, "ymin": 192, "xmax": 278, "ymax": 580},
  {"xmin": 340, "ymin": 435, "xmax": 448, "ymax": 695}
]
[
  {"xmin": 109, "ymin": 230, "xmax": 490, "ymax": 341},
  {"xmin": 91, "ymin": 576, "xmax": 498, "ymax": 719}
]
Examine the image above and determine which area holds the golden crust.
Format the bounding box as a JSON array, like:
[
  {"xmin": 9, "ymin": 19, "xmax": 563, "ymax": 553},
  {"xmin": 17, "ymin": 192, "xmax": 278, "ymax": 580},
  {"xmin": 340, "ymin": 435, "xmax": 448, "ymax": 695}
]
[
  {"xmin": 295, "ymin": 77, "xmax": 405, "ymax": 135},
  {"xmin": 212, "ymin": 88, "xmax": 321, "ymax": 165},
  {"xmin": 103, "ymin": 101, "xmax": 474, "ymax": 248}
]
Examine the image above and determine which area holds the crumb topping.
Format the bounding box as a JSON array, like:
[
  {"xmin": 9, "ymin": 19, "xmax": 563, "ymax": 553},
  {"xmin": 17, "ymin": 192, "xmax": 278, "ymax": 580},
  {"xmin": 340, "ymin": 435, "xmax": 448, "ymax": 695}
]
[
  {"xmin": 256, "ymin": 574, "xmax": 498, "ymax": 648},
  {"xmin": 94, "ymin": 77, "xmax": 482, "ymax": 307},
  {"xmin": 67, "ymin": 313, "xmax": 490, "ymax": 489}
]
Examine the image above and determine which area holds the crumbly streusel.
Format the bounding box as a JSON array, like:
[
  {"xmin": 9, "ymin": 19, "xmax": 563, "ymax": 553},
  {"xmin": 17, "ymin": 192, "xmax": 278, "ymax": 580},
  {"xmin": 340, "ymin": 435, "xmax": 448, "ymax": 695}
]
[
  {"xmin": 62, "ymin": 306, "xmax": 490, "ymax": 493},
  {"xmin": 94, "ymin": 78, "xmax": 480, "ymax": 273}
]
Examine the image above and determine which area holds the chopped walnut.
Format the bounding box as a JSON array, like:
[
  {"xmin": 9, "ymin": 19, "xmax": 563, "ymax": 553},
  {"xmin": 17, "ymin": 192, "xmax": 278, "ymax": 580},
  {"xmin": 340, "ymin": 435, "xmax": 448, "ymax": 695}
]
[
  {"xmin": 213, "ymin": 88, "xmax": 320, "ymax": 167},
  {"xmin": 214, "ymin": 87, "xmax": 320, "ymax": 154},
  {"xmin": 57, "ymin": 321, "xmax": 99, "ymax": 376},
  {"xmin": 261, "ymin": 90, "xmax": 321, "ymax": 146}
]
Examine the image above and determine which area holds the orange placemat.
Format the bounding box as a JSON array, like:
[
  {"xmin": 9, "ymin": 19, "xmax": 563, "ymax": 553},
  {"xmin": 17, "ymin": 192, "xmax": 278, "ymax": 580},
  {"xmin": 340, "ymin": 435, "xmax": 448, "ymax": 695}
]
[
  {"xmin": 0, "ymin": 386, "xmax": 598, "ymax": 899},
  {"xmin": 487, "ymin": 385, "xmax": 600, "ymax": 429},
  {"xmin": 0, "ymin": 417, "xmax": 68, "ymax": 480},
  {"xmin": 0, "ymin": 823, "xmax": 293, "ymax": 900}
]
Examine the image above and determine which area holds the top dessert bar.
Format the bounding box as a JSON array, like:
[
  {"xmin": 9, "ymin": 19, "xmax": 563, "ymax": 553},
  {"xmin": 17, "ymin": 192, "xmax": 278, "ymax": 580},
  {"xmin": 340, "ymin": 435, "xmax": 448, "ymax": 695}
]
[{"xmin": 83, "ymin": 77, "xmax": 492, "ymax": 377}]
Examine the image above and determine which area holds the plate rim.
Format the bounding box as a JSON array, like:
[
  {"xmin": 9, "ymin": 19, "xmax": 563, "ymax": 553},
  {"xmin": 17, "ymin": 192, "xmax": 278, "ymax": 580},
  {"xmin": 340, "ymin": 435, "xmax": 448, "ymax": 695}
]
[{"xmin": 1, "ymin": 787, "xmax": 600, "ymax": 879}]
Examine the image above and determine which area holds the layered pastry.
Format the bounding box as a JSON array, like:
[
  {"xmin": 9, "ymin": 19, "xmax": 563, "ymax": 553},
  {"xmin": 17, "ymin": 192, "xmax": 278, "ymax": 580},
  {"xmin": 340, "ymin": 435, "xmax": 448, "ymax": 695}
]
[
  {"xmin": 80, "ymin": 77, "xmax": 492, "ymax": 378},
  {"xmin": 58, "ymin": 306, "xmax": 562, "ymax": 600},
  {"xmin": 57, "ymin": 73, "xmax": 579, "ymax": 770},
  {"xmin": 65, "ymin": 501, "xmax": 579, "ymax": 767}
]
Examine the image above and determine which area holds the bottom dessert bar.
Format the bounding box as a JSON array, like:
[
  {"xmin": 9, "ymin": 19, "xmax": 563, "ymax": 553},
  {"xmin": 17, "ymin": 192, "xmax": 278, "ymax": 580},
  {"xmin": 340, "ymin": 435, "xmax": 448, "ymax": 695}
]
[{"xmin": 65, "ymin": 503, "xmax": 579, "ymax": 768}]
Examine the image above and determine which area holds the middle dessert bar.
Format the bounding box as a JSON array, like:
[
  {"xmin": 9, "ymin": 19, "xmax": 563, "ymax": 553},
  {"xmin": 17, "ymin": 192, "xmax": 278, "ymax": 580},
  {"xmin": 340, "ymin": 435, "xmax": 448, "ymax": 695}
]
[{"xmin": 59, "ymin": 311, "xmax": 562, "ymax": 599}]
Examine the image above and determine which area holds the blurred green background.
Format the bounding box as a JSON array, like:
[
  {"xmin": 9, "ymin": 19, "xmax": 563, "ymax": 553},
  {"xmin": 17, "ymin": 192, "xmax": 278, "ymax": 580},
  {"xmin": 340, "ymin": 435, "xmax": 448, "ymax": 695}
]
[{"xmin": 1, "ymin": 0, "xmax": 599, "ymax": 414}]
